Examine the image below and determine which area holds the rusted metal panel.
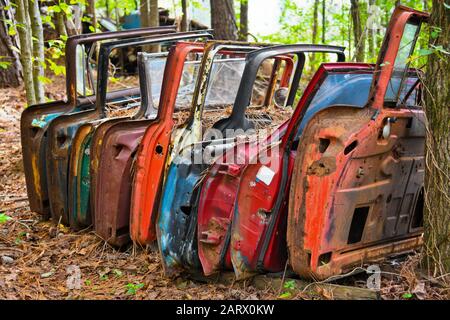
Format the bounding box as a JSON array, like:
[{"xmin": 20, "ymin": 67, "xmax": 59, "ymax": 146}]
[
  {"xmin": 197, "ymin": 127, "xmax": 286, "ymax": 276},
  {"xmin": 159, "ymin": 49, "xmax": 302, "ymax": 276},
  {"xmin": 157, "ymin": 42, "xmax": 267, "ymax": 275},
  {"xmin": 287, "ymin": 6, "xmax": 429, "ymax": 280},
  {"xmin": 67, "ymin": 33, "xmax": 212, "ymax": 230},
  {"xmin": 129, "ymin": 42, "xmax": 213, "ymax": 245},
  {"xmin": 192, "ymin": 45, "xmax": 346, "ymax": 278},
  {"xmin": 46, "ymin": 32, "xmax": 211, "ymax": 225},
  {"xmin": 93, "ymin": 51, "xmax": 199, "ymax": 246},
  {"xmin": 20, "ymin": 27, "xmax": 175, "ymax": 218},
  {"xmin": 68, "ymin": 53, "xmax": 167, "ymax": 231}
]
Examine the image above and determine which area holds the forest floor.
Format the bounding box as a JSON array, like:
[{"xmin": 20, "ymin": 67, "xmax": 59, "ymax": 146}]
[{"xmin": 0, "ymin": 82, "xmax": 448, "ymax": 300}]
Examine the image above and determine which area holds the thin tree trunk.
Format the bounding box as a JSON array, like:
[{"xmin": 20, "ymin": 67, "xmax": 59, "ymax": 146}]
[
  {"xmin": 239, "ymin": 0, "xmax": 248, "ymax": 41},
  {"xmin": 210, "ymin": 0, "xmax": 238, "ymax": 40},
  {"xmin": 149, "ymin": 0, "xmax": 159, "ymax": 52},
  {"xmin": 350, "ymin": 0, "xmax": 364, "ymax": 61},
  {"xmin": 348, "ymin": 3, "xmax": 352, "ymax": 59},
  {"xmin": 57, "ymin": 12, "xmax": 67, "ymax": 36},
  {"xmin": 310, "ymin": 0, "xmax": 319, "ymax": 68},
  {"xmin": 321, "ymin": 0, "xmax": 325, "ymax": 43},
  {"xmin": 29, "ymin": 0, "xmax": 45, "ymax": 103},
  {"xmin": 115, "ymin": 0, "xmax": 121, "ymax": 27},
  {"xmin": 424, "ymin": 0, "xmax": 450, "ymax": 280},
  {"xmin": 321, "ymin": 0, "xmax": 326, "ymax": 59},
  {"xmin": 367, "ymin": 0, "xmax": 375, "ymax": 61},
  {"xmin": 140, "ymin": 0, "xmax": 149, "ymax": 28},
  {"xmin": 87, "ymin": 0, "xmax": 96, "ymax": 32},
  {"xmin": 181, "ymin": 0, "xmax": 188, "ymax": 31},
  {"xmin": 13, "ymin": 0, "xmax": 35, "ymax": 105},
  {"xmin": 105, "ymin": 0, "xmax": 110, "ymax": 19},
  {"xmin": 65, "ymin": 4, "xmax": 82, "ymax": 36},
  {"xmin": 0, "ymin": 0, "xmax": 21, "ymax": 88},
  {"xmin": 312, "ymin": 0, "xmax": 319, "ymax": 44}
]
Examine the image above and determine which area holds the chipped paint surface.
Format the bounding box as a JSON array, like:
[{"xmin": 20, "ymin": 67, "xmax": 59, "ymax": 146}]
[
  {"xmin": 129, "ymin": 43, "xmax": 207, "ymax": 245},
  {"xmin": 68, "ymin": 124, "xmax": 94, "ymax": 229},
  {"xmin": 21, "ymin": 27, "xmax": 175, "ymax": 218},
  {"xmin": 47, "ymin": 32, "xmax": 204, "ymax": 225},
  {"xmin": 157, "ymin": 42, "xmax": 262, "ymax": 274},
  {"xmin": 287, "ymin": 6, "xmax": 429, "ymax": 280}
]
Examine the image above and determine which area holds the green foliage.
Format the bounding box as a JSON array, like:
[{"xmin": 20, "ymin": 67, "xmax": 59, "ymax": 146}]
[
  {"xmin": 0, "ymin": 213, "xmax": 12, "ymax": 224},
  {"xmin": 402, "ymin": 292, "xmax": 413, "ymax": 299},
  {"xmin": 284, "ymin": 280, "xmax": 296, "ymax": 290},
  {"xmin": 278, "ymin": 291, "xmax": 292, "ymax": 299},
  {"xmin": 126, "ymin": 283, "xmax": 144, "ymax": 295},
  {"xmin": 0, "ymin": 57, "xmax": 12, "ymax": 70}
]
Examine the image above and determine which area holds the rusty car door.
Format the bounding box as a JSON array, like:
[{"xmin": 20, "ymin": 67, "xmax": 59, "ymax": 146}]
[
  {"xmin": 286, "ymin": 6, "xmax": 429, "ymax": 280},
  {"xmin": 20, "ymin": 27, "xmax": 175, "ymax": 218},
  {"xmin": 158, "ymin": 45, "xmax": 301, "ymax": 275},
  {"xmin": 45, "ymin": 31, "xmax": 210, "ymax": 225},
  {"xmin": 129, "ymin": 41, "xmax": 257, "ymax": 246},
  {"xmin": 93, "ymin": 49, "xmax": 203, "ymax": 246},
  {"xmin": 67, "ymin": 33, "xmax": 212, "ymax": 230},
  {"xmin": 194, "ymin": 45, "xmax": 346, "ymax": 277}
]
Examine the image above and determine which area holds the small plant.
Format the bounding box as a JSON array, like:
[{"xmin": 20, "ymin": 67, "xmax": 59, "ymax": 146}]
[
  {"xmin": 284, "ymin": 280, "xmax": 296, "ymax": 290},
  {"xmin": 0, "ymin": 213, "xmax": 12, "ymax": 224},
  {"xmin": 126, "ymin": 283, "xmax": 144, "ymax": 295},
  {"xmin": 278, "ymin": 292, "xmax": 292, "ymax": 299},
  {"xmin": 402, "ymin": 292, "xmax": 413, "ymax": 299},
  {"xmin": 278, "ymin": 279, "xmax": 297, "ymax": 299}
]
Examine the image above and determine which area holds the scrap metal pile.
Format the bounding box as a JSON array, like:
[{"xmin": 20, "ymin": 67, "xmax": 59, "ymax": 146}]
[{"xmin": 20, "ymin": 6, "xmax": 429, "ymax": 280}]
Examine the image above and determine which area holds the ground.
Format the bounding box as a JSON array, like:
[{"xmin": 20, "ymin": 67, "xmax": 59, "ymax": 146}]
[{"xmin": 0, "ymin": 83, "xmax": 448, "ymax": 300}]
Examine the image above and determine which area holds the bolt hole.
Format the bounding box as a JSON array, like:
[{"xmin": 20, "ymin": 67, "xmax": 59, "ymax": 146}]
[
  {"xmin": 155, "ymin": 145, "xmax": 164, "ymax": 155},
  {"xmin": 56, "ymin": 135, "xmax": 66, "ymax": 147},
  {"xmin": 30, "ymin": 127, "xmax": 40, "ymax": 138},
  {"xmin": 406, "ymin": 117, "xmax": 413, "ymax": 128},
  {"xmin": 318, "ymin": 252, "xmax": 332, "ymax": 266},
  {"xmin": 319, "ymin": 138, "xmax": 330, "ymax": 153},
  {"xmin": 344, "ymin": 140, "xmax": 358, "ymax": 155},
  {"xmin": 386, "ymin": 194, "xmax": 392, "ymax": 203}
]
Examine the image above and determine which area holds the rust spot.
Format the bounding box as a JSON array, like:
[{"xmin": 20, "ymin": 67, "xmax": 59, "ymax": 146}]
[{"xmin": 307, "ymin": 157, "xmax": 336, "ymax": 177}]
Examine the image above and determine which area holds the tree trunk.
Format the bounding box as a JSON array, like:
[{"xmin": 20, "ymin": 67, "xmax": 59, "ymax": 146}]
[
  {"xmin": 321, "ymin": 0, "xmax": 326, "ymax": 44},
  {"xmin": 140, "ymin": 0, "xmax": 149, "ymax": 28},
  {"xmin": 87, "ymin": 0, "xmax": 96, "ymax": 32},
  {"xmin": 57, "ymin": 12, "xmax": 67, "ymax": 36},
  {"xmin": 348, "ymin": 3, "xmax": 352, "ymax": 58},
  {"xmin": 367, "ymin": 0, "xmax": 375, "ymax": 61},
  {"xmin": 239, "ymin": 0, "xmax": 248, "ymax": 41},
  {"xmin": 0, "ymin": 0, "xmax": 21, "ymax": 88},
  {"xmin": 312, "ymin": 0, "xmax": 319, "ymax": 44},
  {"xmin": 65, "ymin": 4, "xmax": 82, "ymax": 36},
  {"xmin": 149, "ymin": 0, "xmax": 159, "ymax": 52},
  {"xmin": 13, "ymin": 0, "xmax": 35, "ymax": 105},
  {"xmin": 29, "ymin": 0, "xmax": 45, "ymax": 103},
  {"xmin": 210, "ymin": 0, "xmax": 238, "ymax": 40},
  {"xmin": 350, "ymin": 0, "xmax": 364, "ymax": 61},
  {"xmin": 310, "ymin": 0, "xmax": 320, "ymax": 68},
  {"xmin": 424, "ymin": 0, "xmax": 450, "ymax": 280},
  {"xmin": 181, "ymin": 0, "xmax": 188, "ymax": 31}
]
